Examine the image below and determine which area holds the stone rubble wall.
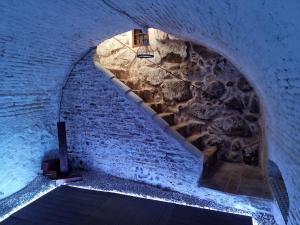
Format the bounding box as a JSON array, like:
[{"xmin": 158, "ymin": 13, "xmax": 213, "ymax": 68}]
[{"xmin": 97, "ymin": 29, "xmax": 263, "ymax": 168}]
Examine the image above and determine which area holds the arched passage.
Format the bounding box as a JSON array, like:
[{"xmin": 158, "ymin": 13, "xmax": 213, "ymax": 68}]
[{"xmin": 90, "ymin": 28, "xmax": 270, "ymax": 198}]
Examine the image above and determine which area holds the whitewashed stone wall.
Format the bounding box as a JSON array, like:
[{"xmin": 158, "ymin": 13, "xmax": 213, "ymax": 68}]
[
  {"xmin": 0, "ymin": 0, "xmax": 135, "ymax": 199},
  {"xmin": 1, "ymin": 1, "xmax": 299, "ymax": 224},
  {"xmin": 60, "ymin": 50, "xmax": 202, "ymax": 194},
  {"xmin": 97, "ymin": 29, "xmax": 263, "ymax": 168}
]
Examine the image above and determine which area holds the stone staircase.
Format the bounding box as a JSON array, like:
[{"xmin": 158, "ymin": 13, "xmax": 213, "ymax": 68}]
[
  {"xmin": 103, "ymin": 69, "xmax": 272, "ymax": 199},
  {"xmin": 96, "ymin": 32, "xmax": 271, "ymax": 198},
  {"xmin": 118, "ymin": 77, "xmax": 218, "ymax": 178}
]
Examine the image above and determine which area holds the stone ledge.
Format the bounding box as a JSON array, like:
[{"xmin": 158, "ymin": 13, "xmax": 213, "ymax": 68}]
[{"xmin": 111, "ymin": 77, "xmax": 131, "ymax": 93}]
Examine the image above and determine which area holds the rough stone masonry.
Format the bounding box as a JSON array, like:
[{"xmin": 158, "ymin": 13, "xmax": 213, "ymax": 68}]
[{"xmin": 96, "ymin": 29, "xmax": 263, "ymax": 168}]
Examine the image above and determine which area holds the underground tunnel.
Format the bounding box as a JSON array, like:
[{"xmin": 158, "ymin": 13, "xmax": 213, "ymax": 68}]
[{"xmin": 0, "ymin": 1, "xmax": 299, "ymax": 225}]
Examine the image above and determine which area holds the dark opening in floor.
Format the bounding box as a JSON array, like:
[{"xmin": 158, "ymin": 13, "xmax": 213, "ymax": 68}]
[{"xmin": 1, "ymin": 186, "xmax": 253, "ymax": 225}]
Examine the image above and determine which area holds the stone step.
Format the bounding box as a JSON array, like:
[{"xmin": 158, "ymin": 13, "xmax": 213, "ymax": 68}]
[
  {"xmin": 159, "ymin": 112, "xmax": 175, "ymax": 126},
  {"xmin": 171, "ymin": 122, "xmax": 190, "ymax": 138},
  {"xmin": 187, "ymin": 133, "xmax": 202, "ymax": 146},
  {"xmin": 119, "ymin": 78, "xmax": 127, "ymax": 83},
  {"xmin": 187, "ymin": 133, "xmax": 208, "ymax": 151},
  {"xmin": 146, "ymin": 102, "xmax": 165, "ymax": 113},
  {"xmin": 202, "ymin": 146, "xmax": 218, "ymax": 177},
  {"xmin": 188, "ymin": 121, "xmax": 206, "ymax": 133},
  {"xmin": 132, "ymin": 89, "xmax": 154, "ymax": 102},
  {"xmin": 110, "ymin": 69, "xmax": 129, "ymax": 79},
  {"xmin": 173, "ymin": 121, "xmax": 205, "ymax": 139},
  {"xmin": 119, "ymin": 79, "xmax": 138, "ymax": 89}
]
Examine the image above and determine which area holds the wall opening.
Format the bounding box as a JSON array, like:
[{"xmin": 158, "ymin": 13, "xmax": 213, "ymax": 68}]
[{"xmin": 93, "ymin": 28, "xmax": 271, "ymax": 198}]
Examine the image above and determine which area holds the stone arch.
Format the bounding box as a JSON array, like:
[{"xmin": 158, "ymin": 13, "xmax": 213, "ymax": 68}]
[
  {"xmin": 60, "ymin": 46, "xmax": 205, "ymax": 198},
  {"xmin": 94, "ymin": 28, "xmax": 269, "ymax": 197}
]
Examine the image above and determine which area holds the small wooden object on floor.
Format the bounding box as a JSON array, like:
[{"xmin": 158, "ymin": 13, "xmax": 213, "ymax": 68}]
[{"xmin": 41, "ymin": 121, "xmax": 82, "ymax": 184}]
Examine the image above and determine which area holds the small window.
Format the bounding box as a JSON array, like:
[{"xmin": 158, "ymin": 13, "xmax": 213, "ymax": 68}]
[{"xmin": 132, "ymin": 29, "xmax": 147, "ymax": 47}]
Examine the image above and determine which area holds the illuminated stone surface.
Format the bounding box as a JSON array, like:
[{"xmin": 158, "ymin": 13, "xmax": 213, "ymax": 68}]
[{"xmin": 96, "ymin": 30, "xmax": 263, "ymax": 169}]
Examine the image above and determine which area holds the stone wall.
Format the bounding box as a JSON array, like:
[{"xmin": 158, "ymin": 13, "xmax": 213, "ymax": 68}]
[
  {"xmin": 60, "ymin": 49, "xmax": 202, "ymax": 195},
  {"xmin": 96, "ymin": 29, "xmax": 263, "ymax": 168}
]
